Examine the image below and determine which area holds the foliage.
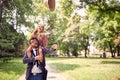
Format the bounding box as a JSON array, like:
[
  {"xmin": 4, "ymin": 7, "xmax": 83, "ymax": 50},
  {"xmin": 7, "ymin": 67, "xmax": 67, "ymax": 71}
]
[
  {"xmin": 0, "ymin": 0, "xmax": 33, "ymax": 59},
  {"xmin": 1, "ymin": 0, "xmax": 120, "ymax": 58},
  {"xmin": 77, "ymin": 0, "xmax": 120, "ymax": 57}
]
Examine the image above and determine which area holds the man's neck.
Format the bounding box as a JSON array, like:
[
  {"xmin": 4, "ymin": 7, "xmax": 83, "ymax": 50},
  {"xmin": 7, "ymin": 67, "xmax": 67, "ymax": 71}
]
[{"xmin": 33, "ymin": 48, "xmax": 38, "ymax": 50}]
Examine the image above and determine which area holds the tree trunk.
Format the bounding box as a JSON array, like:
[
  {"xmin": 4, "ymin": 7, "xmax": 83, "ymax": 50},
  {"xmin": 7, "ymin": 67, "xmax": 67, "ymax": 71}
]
[
  {"xmin": 66, "ymin": 50, "xmax": 70, "ymax": 57},
  {"xmin": 117, "ymin": 45, "xmax": 120, "ymax": 56},
  {"xmin": 108, "ymin": 42, "xmax": 115, "ymax": 57},
  {"xmin": 85, "ymin": 47, "xmax": 87, "ymax": 58}
]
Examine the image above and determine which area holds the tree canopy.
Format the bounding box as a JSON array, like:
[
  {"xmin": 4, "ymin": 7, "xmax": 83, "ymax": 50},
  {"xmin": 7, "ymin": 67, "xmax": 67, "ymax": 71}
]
[{"xmin": 0, "ymin": 0, "xmax": 120, "ymax": 59}]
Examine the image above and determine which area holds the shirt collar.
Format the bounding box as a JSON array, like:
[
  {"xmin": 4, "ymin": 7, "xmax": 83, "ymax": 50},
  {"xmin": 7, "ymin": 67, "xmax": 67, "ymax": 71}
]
[{"xmin": 33, "ymin": 48, "xmax": 37, "ymax": 51}]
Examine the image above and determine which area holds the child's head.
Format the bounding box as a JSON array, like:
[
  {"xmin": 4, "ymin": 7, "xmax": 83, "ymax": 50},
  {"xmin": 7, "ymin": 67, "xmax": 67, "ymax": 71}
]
[{"xmin": 37, "ymin": 24, "xmax": 44, "ymax": 33}]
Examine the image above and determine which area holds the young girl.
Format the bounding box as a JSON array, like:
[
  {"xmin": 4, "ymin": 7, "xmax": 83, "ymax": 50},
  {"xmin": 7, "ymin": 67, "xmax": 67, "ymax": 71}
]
[
  {"xmin": 31, "ymin": 24, "xmax": 49, "ymax": 48},
  {"xmin": 27, "ymin": 24, "xmax": 49, "ymax": 62}
]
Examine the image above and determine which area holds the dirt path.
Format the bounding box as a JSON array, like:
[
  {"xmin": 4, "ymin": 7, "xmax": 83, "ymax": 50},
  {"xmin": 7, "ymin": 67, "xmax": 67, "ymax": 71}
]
[
  {"xmin": 18, "ymin": 64, "xmax": 68, "ymax": 80},
  {"xmin": 18, "ymin": 71, "xmax": 25, "ymax": 80},
  {"xmin": 46, "ymin": 64, "xmax": 68, "ymax": 80}
]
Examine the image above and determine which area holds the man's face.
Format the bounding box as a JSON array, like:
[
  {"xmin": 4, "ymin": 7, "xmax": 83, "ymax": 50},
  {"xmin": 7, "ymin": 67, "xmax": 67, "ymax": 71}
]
[{"xmin": 30, "ymin": 39, "xmax": 38, "ymax": 48}]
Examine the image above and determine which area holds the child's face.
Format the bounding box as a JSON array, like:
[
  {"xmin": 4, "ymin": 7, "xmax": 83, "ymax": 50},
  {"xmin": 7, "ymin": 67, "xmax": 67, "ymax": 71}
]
[{"xmin": 37, "ymin": 26, "xmax": 44, "ymax": 32}]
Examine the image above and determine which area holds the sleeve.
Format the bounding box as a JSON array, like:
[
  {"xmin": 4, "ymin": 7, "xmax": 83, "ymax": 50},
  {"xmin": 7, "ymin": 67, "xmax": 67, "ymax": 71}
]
[
  {"xmin": 23, "ymin": 51, "xmax": 35, "ymax": 64},
  {"xmin": 43, "ymin": 48, "xmax": 54, "ymax": 54}
]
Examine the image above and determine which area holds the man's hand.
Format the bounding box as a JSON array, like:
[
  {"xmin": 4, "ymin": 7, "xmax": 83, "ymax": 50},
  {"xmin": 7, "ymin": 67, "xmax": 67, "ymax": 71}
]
[
  {"xmin": 35, "ymin": 48, "xmax": 43, "ymax": 62},
  {"xmin": 51, "ymin": 44, "xmax": 57, "ymax": 50},
  {"xmin": 35, "ymin": 56, "xmax": 42, "ymax": 61}
]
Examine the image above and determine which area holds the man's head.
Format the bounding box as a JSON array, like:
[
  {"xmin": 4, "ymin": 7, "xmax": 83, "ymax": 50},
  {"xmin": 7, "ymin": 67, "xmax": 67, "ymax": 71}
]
[{"xmin": 29, "ymin": 38, "xmax": 39, "ymax": 48}]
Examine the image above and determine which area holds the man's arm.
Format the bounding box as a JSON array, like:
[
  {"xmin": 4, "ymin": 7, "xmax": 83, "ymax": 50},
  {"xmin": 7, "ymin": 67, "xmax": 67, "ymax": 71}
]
[
  {"xmin": 23, "ymin": 51, "xmax": 35, "ymax": 64},
  {"xmin": 43, "ymin": 48, "xmax": 54, "ymax": 54},
  {"xmin": 43, "ymin": 44, "xmax": 57, "ymax": 54}
]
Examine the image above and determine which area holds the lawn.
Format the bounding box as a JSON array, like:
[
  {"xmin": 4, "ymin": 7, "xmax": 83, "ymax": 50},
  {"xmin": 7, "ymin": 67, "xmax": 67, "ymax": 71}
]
[
  {"xmin": 46, "ymin": 58, "xmax": 120, "ymax": 80},
  {"xmin": 0, "ymin": 58, "xmax": 26, "ymax": 80}
]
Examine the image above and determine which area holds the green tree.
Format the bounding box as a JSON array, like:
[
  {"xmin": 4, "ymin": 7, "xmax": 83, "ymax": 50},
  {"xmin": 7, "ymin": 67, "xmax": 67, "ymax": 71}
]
[
  {"xmin": 0, "ymin": 0, "xmax": 34, "ymax": 60},
  {"xmin": 78, "ymin": 0, "xmax": 120, "ymax": 57}
]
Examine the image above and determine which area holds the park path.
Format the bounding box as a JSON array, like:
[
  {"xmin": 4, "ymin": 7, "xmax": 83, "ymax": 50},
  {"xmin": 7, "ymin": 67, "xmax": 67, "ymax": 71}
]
[{"xmin": 18, "ymin": 64, "xmax": 68, "ymax": 80}]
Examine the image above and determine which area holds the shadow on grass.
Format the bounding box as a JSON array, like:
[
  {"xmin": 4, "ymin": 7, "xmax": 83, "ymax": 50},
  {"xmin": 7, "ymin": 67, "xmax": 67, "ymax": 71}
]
[
  {"xmin": 101, "ymin": 61, "xmax": 120, "ymax": 64},
  {"xmin": 50, "ymin": 63, "xmax": 80, "ymax": 72}
]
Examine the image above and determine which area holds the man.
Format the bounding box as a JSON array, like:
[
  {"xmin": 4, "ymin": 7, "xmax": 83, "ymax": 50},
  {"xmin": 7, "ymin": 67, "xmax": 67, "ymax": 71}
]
[{"xmin": 23, "ymin": 38, "xmax": 57, "ymax": 80}]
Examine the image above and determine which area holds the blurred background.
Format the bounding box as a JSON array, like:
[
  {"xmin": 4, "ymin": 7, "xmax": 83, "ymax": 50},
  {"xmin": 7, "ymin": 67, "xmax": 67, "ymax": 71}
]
[{"xmin": 1, "ymin": 0, "xmax": 120, "ymax": 59}]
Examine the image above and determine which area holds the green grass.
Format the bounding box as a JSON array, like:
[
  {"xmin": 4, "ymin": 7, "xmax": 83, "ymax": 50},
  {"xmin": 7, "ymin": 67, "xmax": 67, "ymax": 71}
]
[
  {"xmin": 46, "ymin": 58, "xmax": 120, "ymax": 80},
  {"xmin": 0, "ymin": 58, "xmax": 26, "ymax": 80}
]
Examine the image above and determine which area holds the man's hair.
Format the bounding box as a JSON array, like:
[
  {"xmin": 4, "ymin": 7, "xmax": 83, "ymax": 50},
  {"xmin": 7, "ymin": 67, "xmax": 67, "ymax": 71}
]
[{"xmin": 29, "ymin": 38, "xmax": 39, "ymax": 44}]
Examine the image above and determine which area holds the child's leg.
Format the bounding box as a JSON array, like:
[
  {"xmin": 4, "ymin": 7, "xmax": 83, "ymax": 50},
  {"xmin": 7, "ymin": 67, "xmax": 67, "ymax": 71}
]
[
  {"xmin": 27, "ymin": 46, "xmax": 32, "ymax": 58},
  {"xmin": 38, "ymin": 48, "xmax": 43, "ymax": 62},
  {"xmin": 27, "ymin": 51, "xmax": 31, "ymax": 58}
]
